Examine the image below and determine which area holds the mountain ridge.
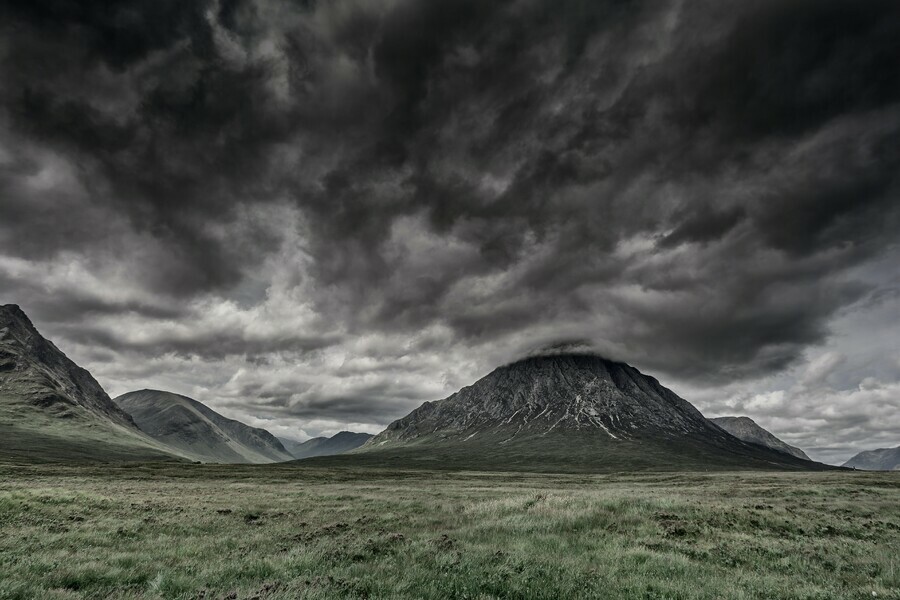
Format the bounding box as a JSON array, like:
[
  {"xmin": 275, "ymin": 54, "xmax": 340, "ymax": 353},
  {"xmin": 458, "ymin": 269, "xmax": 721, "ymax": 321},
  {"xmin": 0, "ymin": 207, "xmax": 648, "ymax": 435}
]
[
  {"xmin": 337, "ymin": 354, "xmax": 835, "ymax": 472},
  {"xmin": 843, "ymin": 445, "xmax": 900, "ymax": 471},
  {"xmin": 710, "ymin": 416, "xmax": 810, "ymax": 461},
  {"xmin": 280, "ymin": 431, "xmax": 373, "ymax": 459},
  {"xmin": 371, "ymin": 354, "xmax": 740, "ymax": 445},
  {"xmin": 0, "ymin": 303, "xmax": 844, "ymax": 472},
  {"xmin": 114, "ymin": 389, "xmax": 293, "ymax": 464},
  {"xmin": 0, "ymin": 304, "xmax": 182, "ymax": 462}
]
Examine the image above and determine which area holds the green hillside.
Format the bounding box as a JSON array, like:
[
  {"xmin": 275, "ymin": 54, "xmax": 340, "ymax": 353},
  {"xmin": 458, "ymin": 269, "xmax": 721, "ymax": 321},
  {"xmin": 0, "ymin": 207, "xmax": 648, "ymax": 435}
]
[
  {"xmin": 114, "ymin": 390, "xmax": 293, "ymax": 464},
  {"xmin": 0, "ymin": 305, "xmax": 183, "ymax": 464}
]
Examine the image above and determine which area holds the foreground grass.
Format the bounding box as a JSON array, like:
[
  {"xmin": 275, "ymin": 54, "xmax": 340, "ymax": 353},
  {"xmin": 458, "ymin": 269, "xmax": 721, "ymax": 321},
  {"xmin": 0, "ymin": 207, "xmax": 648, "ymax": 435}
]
[{"xmin": 0, "ymin": 463, "xmax": 897, "ymax": 599}]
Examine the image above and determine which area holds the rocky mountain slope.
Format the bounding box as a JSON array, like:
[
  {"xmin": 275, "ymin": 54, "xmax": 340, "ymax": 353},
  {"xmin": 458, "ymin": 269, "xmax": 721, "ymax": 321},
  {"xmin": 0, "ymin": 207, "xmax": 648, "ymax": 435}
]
[
  {"xmin": 279, "ymin": 431, "xmax": 373, "ymax": 459},
  {"xmin": 115, "ymin": 389, "xmax": 293, "ymax": 464},
  {"xmin": 0, "ymin": 304, "xmax": 181, "ymax": 462},
  {"xmin": 711, "ymin": 416, "xmax": 810, "ymax": 460},
  {"xmin": 843, "ymin": 446, "xmax": 900, "ymax": 471},
  {"xmin": 347, "ymin": 354, "xmax": 831, "ymax": 472}
]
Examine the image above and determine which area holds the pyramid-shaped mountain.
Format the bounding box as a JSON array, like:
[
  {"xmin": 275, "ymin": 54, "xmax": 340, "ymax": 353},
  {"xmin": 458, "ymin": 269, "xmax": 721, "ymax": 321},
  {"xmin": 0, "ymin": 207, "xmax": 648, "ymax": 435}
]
[
  {"xmin": 0, "ymin": 304, "xmax": 180, "ymax": 462},
  {"xmin": 349, "ymin": 354, "xmax": 832, "ymax": 472}
]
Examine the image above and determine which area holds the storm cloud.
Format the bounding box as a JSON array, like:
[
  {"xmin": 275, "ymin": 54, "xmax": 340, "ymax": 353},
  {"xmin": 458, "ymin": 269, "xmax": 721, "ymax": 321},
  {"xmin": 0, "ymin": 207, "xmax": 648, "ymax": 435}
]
[{"xmin": 1, "ymin": 0, "xmax": 898, "ymax": 460}]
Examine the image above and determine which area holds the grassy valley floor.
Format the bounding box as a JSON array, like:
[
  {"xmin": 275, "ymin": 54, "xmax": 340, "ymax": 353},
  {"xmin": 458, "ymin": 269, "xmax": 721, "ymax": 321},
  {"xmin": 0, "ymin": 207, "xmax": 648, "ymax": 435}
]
[{"xmin": 0, "ymin": 462, "xmax": 897, "ymax": 599}]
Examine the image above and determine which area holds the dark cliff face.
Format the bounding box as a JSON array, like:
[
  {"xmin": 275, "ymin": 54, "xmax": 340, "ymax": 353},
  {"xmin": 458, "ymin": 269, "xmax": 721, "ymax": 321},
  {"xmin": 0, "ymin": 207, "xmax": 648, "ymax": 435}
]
[
  {"xmin": 711, "ymin": 416, "xmax": 810, "ymax": 461},
  {"xmin": 0, "ymin": 304, "xmax": 139, "ymax": 429},
  {"xmin": 373, "ymin": 354, "xmax": 729, "ymax": 445}
]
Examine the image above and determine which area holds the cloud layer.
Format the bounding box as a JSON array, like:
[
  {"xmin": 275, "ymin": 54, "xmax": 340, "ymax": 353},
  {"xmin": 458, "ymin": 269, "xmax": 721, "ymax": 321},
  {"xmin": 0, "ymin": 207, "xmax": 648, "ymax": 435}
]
[{"xmin": 1, "ymin": 0, "xmax": 898, "ymax": 459}]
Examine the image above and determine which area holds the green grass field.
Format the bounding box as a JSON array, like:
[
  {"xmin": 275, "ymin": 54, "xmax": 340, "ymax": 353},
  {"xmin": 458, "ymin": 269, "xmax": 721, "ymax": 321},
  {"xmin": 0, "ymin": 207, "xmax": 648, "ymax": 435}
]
[{"xmin": 0, "ymin": 461, "xmax": 897, "ymax": 600}]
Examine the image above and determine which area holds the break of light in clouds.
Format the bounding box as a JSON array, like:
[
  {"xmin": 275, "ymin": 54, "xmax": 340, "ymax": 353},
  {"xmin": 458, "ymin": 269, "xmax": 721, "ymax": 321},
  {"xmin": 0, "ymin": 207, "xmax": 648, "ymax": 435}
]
[{"xmin": 1, "ymin": 0, "xmax": 898, "ymax": 462}]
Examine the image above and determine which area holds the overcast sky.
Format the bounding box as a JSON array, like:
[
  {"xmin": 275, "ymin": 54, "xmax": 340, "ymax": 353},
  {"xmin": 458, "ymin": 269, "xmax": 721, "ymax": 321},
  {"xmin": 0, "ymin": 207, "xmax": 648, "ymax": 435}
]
[{"xmin": 1, "ymin": 0, "xmax": 898, "ymax": 463}]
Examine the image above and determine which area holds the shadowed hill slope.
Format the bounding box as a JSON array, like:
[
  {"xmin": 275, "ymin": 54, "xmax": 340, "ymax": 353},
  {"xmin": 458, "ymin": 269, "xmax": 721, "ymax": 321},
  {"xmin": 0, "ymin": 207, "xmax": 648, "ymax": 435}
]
[
  {"xmin": 843, "ymin": 446, "xmax": 900, "ymax": 471},
  {"xmin": 711, "ymin": 416, "xmax": 810, "ymax": 460},
  {"xmin": 115, "ymin": 389, "xmax": 292, "ymax": 464}
]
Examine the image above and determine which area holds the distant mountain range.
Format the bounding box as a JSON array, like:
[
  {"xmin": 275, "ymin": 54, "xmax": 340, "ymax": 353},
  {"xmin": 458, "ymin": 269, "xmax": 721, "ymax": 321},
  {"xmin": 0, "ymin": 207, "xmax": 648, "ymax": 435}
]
[
  {"xmin": 710, "ymin": 416, "xmax": 810, "ymax": 460},
  {"xmin": 279, "ymin": 431, "xmax": 373, "ymax": 459},
  {"xmin": 345, "ymin": 354, "xmax": 832, "ymax": 472},
  {"xmin": 0, "ymin": 304, "xmax": 179, "ymax": 462},
  {"xmin": 843, "ymin": 446, "xmax": 900, "ymax": 471},
  {"xmin": 0, "ymin": 303, "xmax": 370, "ymax": 464},
  {"xmin": 0, "ymin": 305, "xmax": 843, "ymax": 471},
  {"xmin": 114, "ymin": 390, "xmax": 293, "ymax": 464}
]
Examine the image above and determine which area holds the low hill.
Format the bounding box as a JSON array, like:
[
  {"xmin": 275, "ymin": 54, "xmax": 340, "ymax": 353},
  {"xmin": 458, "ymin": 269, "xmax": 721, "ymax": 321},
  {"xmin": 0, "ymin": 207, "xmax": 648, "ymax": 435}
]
[
  {"xmin": 279, "ymin": 431, "xmax": 373, "ymax": 459},
  {"xmin": 114, "ymin": 390, "xmax": 293, "ymax": 464},
  {"xmin": 843, "ymin": 446, "xmax": 900, "ymax": 471},
  {"xmin": 711, "ymin": 416, "xmax": 810, "ymax": 460},
  {"xmin": 0, "ymin": 304, "xmax": 182, "ymax": 463},
  {"xmin": 318, "ymin": 354, "xmax": 835, "ymax": 473}
]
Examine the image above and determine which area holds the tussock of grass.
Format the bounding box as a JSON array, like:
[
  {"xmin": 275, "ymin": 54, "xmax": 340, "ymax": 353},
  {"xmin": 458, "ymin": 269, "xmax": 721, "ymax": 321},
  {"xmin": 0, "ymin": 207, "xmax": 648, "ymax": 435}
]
[{"xmin": 0, "ymin": 462, "xmax": 897, "ymax": 599}]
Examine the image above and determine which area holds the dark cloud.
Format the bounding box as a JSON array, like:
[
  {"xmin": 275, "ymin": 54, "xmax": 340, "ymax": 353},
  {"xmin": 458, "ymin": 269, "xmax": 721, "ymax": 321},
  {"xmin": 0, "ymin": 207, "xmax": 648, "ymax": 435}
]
[
  {"xmin": 659, "ymin": 206, "xmax": 746, "ymax": 248},
  {"xmin": 1, "ymin": 0, "xmax": 899, "ymax": 447},
  {"xmin": 257, "ymin": 383, "xmax": 427, "ymax": 421},
  {"xmin": 62, "ymin": 326, "xmax": 340, "ymax": 361},
  {"xmin": 681, "ymin": 0, "xmax": 900, "ymax": 140}
]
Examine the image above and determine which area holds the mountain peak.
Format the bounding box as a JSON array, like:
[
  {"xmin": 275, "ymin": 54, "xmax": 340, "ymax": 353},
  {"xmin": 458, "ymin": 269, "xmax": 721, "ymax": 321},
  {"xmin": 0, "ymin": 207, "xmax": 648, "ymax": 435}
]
[
  {"xmin": 505, "ymin": 352, "xmax": 623, "ymax": 368},
  {"xmin": 711, "ymin": 416, "xmax": 810, "ymax": 461},
  {"xmin": 0, "ymin": 303, "xmax": 137, "ymax": 428},
  {"xmin": 114, "ymin": 389, "xmax": 292, "ymax": 464},
  {"xmin": 1, "ymin": 304, "xmax": 179, "ymax": 462},
  {"xmin": 375, "ymin": 353, "xmax": 718, "ymax": 446},
  {"xmin": 352, "ymin": 354, "xmax": 827, "ymax": 472},
  {"xmin": 0, "ymin": 304, "xmax": 36, "ymax": 335},
  {"xmin": 843, "ymin": 445, "xmax": 900, "ymax": 471},
  {"xmin": 279, "ymin": 430, "xmax": 373, "ymax": 459}
]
